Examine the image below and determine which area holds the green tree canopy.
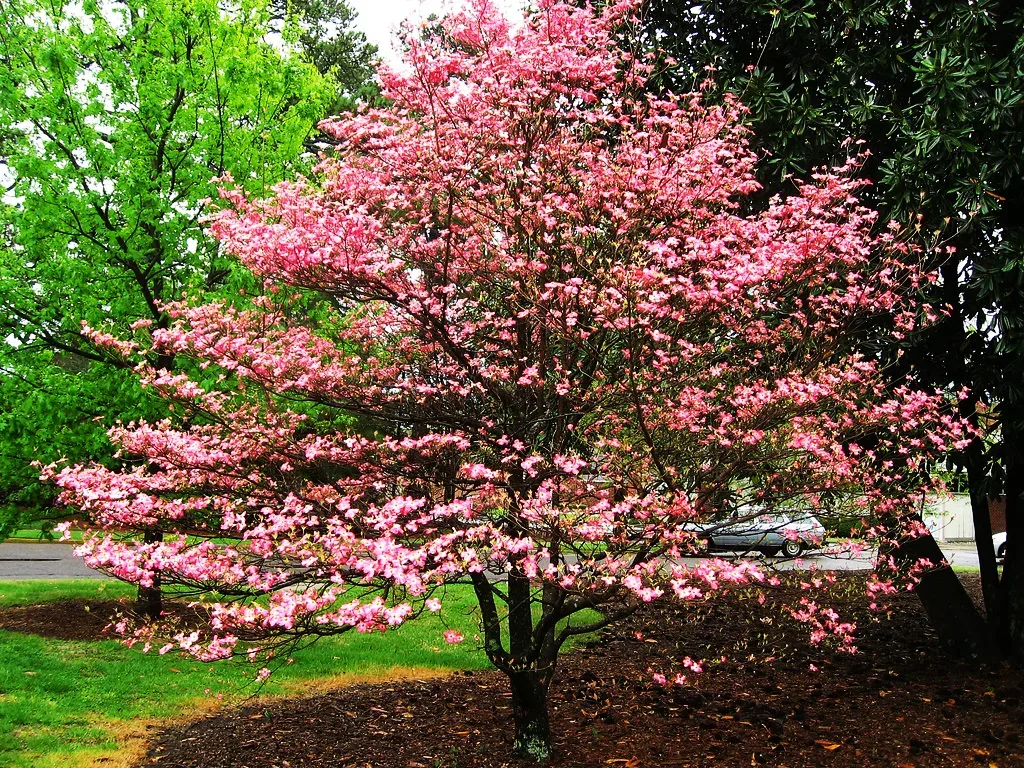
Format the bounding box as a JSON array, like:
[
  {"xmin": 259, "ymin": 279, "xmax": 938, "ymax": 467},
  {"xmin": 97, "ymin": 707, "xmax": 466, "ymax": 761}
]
[{"xmin": 0, "ymin": 0, "xmax": 343, "ymax": 538}]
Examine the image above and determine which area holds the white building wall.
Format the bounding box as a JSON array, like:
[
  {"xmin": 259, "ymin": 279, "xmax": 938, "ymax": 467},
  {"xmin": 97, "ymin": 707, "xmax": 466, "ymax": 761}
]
[{"xmin": 924, "ymin": 494, "xmax": 975, "ymax": 542}]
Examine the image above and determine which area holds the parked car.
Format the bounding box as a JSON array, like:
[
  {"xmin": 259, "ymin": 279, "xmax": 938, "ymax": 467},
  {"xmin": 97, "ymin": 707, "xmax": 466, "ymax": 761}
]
[
  {"xmin": 993, "ymin": 531, "xmax": 1007, "ymax": 564},
  {"xmin": 690, "ymin": 511, "xmax": 827, "ymax": 558}
]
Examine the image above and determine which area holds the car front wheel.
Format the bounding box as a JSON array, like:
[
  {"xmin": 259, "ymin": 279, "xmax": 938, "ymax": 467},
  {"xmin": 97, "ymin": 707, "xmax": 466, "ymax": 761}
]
[
  {"xmin": 997, "ymin": 543, "xmax": 1007, "ymax": 562},
  {"xmin": 781, "ymin": 540, "xmax": 803, "ymax": 558}
]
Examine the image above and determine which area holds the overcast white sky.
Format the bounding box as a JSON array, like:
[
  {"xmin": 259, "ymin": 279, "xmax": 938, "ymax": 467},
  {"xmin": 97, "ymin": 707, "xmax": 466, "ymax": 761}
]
[{"xmin": 346, "ymin": 0, "xmax": 525, "ymax": 64}]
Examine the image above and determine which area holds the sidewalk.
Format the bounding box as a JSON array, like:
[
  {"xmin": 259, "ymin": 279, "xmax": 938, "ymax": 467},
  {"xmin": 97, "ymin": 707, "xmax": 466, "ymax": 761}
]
[{"xmin": 935, "ymin": 540, "xmax": 979, "ymax": 551}]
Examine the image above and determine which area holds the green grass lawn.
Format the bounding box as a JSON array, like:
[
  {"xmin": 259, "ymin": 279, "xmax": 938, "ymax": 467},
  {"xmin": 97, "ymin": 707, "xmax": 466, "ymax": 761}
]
[
  {"xmin": 951, "ymin": 564, "xmax": 982, "ymax": 574},
  {"xmin": 3, "ymin": 529, "xmax": 83, "ymax": 543},
  {"xmin": 3, "ymin": 526, "xmax": 85, "ymax": 543},
  {"xmin": 0, "ymin": 580, "xmax": 493, "ymax": 768}
]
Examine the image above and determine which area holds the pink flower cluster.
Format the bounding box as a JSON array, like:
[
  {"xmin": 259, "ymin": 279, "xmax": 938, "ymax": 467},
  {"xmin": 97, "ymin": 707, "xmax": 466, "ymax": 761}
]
[{"xmin": 48, "ymin": 0, "xmax": 966, "ymax": 674}]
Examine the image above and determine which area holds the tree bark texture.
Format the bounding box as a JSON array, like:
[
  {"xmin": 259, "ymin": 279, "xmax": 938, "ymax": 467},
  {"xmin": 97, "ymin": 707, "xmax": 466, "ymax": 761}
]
[
  {"xmin": 136, "ymin": 528, "xmax": 163, "ymax": 620},
  {"xmin": 509, "ymin": 670, "xmax": 553, "ymax": 761},
  {"xmin": 1001, "ymin": 415, "xmax": 1024, "ymax": 660},
  {"xmin": 893, "ymin": 531, "xmax": 996, "ymax": 661}
]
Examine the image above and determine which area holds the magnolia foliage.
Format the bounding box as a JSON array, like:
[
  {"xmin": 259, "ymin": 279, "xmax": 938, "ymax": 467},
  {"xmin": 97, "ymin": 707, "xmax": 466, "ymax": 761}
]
[{"xmin": 51, "ymin": 0, "xmax": 966, "ymax": 758}]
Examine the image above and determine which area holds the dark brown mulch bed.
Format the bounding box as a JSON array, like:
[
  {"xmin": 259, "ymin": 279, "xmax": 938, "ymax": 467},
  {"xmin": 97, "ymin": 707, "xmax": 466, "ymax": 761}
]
[
  {"xmin": 135, "ymin": 574, "xmax": 1023, "ymax": 768},
  {"xmin": 0, "ymin": 598, "xmax": 124, "ymax": 641},
  {"xmin": 1, "ymin": 575, "xmax": 1021, "ymax": 766},
  {"xmin": 0, "ymin": 598, "xmax": 207, "ymax": 641}
]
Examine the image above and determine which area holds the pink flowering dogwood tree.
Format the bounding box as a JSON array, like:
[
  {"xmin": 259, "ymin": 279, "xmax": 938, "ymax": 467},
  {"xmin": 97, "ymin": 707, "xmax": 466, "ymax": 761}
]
[{"xmin": 50, "ymin": 0, "xmax": 968, "ymax": 759}]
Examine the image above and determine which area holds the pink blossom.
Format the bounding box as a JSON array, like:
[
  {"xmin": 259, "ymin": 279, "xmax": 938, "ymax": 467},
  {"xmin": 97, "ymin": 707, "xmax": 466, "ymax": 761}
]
[{"xmin": 42, "ymin": 0, "xmax": 966, "ymax": 742}]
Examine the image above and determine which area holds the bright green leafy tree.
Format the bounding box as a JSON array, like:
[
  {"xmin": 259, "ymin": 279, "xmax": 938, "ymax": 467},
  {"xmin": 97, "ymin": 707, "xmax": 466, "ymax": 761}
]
[
  {"xmin": 635, "ymin": 0, "xmax": 1024, "ymax": 658},
  {"xmin": 0, "ymin": 0, "xmax": 343, "ymax": 573}
]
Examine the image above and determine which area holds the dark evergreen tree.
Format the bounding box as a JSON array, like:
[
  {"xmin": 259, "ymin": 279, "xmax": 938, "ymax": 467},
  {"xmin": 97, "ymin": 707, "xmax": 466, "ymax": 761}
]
[{"xmin": 635, "ymin": 0, "xmax": 1024, "ymax": 658}]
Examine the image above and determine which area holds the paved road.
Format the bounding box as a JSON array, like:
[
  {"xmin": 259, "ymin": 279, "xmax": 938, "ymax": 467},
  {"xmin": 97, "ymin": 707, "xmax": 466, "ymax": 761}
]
[
  {"xmin": 938, "ymin": 547, "xmax": 982, "ymax": 569},
  {"xmin": 775, "ymin": 543, "xmax": 979, "ymax": 571},
  {"xmin": 0, "ymin": 542, "xmax": 101, "ymax": 580},
  {"xmin": 701, "ymin": 543, "xmax": 980, "ymax": 572},
  {"xmin": 0, "ymin": 540, "xmax": 983, "ymax": 580}
]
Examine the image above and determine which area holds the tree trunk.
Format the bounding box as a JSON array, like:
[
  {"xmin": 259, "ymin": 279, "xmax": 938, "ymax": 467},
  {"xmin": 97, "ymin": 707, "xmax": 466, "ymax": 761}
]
[
  {"xmin": 959, "ymin": 403, "xmax": 1004, "ymax": 639},
  {"xmin": 509, "ymin": 670, "xmax": 553, "ymax": 761},
  {"xmin": 892, "ymin": 530, "xmax": 996, "ymax": 661},
  {"xmin": 136, "ymin": 528, "xmax": 163, "ymax": 620},
  {"xmin": 1002, "ymin": 414, "xmax": 1024, "ymax": 660},
  {"xmin": 1005, "ymin": 471, "xmax": 1024, "ymax": 660}
]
